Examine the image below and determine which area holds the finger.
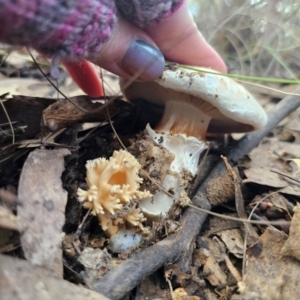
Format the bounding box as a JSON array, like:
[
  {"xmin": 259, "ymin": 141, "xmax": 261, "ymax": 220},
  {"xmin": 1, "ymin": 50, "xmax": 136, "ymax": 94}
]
[
  {"xmin": 62, "ymin": 59, "xmax": 104, "ymax": 97},
  {"xmin": 89, "ymin": 17, "xmax": 165, "ymax": 81},
  {"xmin": 146, "ymin": 1, "xmax": 227, "ymax": 73}
]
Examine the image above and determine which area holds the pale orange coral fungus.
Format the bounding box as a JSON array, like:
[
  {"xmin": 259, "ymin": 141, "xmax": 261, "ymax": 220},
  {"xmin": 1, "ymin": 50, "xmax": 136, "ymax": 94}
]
[{"xmin": 77, "ymin": 150, "xmax": 151, "ymax": 237}]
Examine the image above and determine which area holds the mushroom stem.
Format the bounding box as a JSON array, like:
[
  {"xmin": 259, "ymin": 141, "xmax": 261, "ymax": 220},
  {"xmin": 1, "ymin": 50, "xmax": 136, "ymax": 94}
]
[
  {"xmin": 156, "ymin": 99, "xmax": 212, "ymax": 141},
  {"xmin": 139, "ymin": 124, "xmax": 207, "ymax": 220}
]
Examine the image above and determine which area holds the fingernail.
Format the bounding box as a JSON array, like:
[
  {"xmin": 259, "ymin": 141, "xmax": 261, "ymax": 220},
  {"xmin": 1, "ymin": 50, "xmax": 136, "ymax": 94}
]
[{"xmin": 120, "ymin": 40, "xmax": 165, "ymax": 81}]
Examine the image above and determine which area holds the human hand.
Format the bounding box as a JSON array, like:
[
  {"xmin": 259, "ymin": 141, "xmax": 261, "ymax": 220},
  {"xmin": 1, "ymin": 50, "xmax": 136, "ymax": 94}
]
[{"xmin": 66, "ymin": 0, "xmax": 226, "ymax": 96}]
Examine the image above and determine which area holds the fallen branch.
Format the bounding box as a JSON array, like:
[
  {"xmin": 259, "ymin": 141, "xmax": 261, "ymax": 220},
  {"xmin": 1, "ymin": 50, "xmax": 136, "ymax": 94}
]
[{"xmin": 92, "ymin": 88, "xmax": 300, "ymax": 300}]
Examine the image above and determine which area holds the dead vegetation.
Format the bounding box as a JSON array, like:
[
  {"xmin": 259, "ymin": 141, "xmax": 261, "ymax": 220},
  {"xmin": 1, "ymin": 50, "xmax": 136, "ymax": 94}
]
[{"xmin": 1, "ymin": 1, "xmax": 300, "ymax": 299}]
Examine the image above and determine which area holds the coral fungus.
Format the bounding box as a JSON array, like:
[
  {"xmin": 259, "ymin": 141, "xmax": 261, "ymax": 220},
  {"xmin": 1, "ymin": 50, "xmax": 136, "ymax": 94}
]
[{"xmin": 77, "ymin": 150, "xmax": 151, "ymax": 237}]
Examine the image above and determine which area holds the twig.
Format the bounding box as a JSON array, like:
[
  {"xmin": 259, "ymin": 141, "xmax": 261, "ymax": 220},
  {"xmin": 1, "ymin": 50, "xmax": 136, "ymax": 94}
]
[
  {"xmin": 271, "ymin": 169, "xmax": 300, "ymax": 184},
  {"xmin": 91, "ymin": 88, "xmax": 300, "ymax": 300},
  {"xmin": 221, "ymin": 156, "xmax": 258, "ymax": 244},
  {"xmin": 0, "ymin": 93, "xmax": 15, "ymax": 144}
]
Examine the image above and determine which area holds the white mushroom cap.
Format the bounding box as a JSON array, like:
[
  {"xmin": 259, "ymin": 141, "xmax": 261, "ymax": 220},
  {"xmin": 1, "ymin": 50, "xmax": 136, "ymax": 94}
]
[{"xmin": 120, "ymin": 65, "xmax": 267, "ymax": 139}]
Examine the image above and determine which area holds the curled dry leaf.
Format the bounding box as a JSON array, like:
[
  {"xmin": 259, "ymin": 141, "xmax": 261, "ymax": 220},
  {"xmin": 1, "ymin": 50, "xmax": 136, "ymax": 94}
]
[
  {"xmin": 243, "ymin": 167, "xmax": 288, "ymax": 188},
  {"xmin": 41, "ymin": 95, "xmax": 132, "ymax": 137},
  {"xmin": 215, "ymin": 228, "xmax": 244, "ymax": 259},
  {"xmin": 18, "ymin": 149, "xmax": 70, "ymax": 279}
]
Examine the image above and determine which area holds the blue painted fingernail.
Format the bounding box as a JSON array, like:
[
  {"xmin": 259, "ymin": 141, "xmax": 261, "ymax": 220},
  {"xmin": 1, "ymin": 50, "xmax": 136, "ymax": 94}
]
[{"xmin": 120, "ymin": 40, "xmax": 165, "ymax": 81}]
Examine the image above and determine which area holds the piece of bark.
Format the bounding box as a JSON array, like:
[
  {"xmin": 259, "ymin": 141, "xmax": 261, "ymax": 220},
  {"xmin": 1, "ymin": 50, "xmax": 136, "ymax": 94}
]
[
  {"xmin": 0, "ymin": 254, "xmax": 109, "ymax": 300},
  {"xmin": 18, "ymin": 149, "xmax": 70, "ymax": 279}
]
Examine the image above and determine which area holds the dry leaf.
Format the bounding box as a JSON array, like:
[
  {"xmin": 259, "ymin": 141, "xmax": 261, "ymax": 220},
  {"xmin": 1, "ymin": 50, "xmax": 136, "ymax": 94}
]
[
  {"xmin": 249, "ymin": 140, "xmax": 300, "ymax": 169},
  {"xmin": 243, "ymin": 167, "xmax": 288, "ymax": 188},
  {"xmin": 41, "ymin": 95, "xmax": 132, "ymax": 137},
  {"xmin": 215, "ymin": 228, "xmax": 244, "ymax": 259},
  {"xmin": 287, "ymin": 158, "xmax": 300, "ymax": 177},
  {"xmin": 78, "ymin": 247, "xmax": 112, "ymax": 282},
  {"xmin": 18, "ymin": 149, "xmax": 70, "ymax": 278},
  {"xmin": 0, "ymin": 254, "xmax": 109, "ymax": 300},
  {"xmin": 0, "ymin": 78, "xmax": 51, "ymax": 96},
  {"xmin": 281, "ymin": 184, "xmax": 300, "ymax": 197},
  {"xmin": 281, "ymin": 204, "xmax": 300, "ymax": 260},
  {"xmin": 173, "ymin": 288, "xmax": 200, "ymax": 300},
  {"xmin": 239, "ymin": 227, "xmax": 300, "ymax": 299},
  {"xmin": 195, "ymin": 239, "xmax": 227, "ymax": 287},
  {"xmin": 203, "ymin": 256, "xmax": 227, "ymax": 287}
]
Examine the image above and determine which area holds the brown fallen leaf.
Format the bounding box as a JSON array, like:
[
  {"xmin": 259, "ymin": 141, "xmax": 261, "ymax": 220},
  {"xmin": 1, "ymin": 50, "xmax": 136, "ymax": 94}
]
[
  {"xmin": 0, "ymin": 254, "xmax": 109, "ymax": 300},
  {"xmin": 215, "ymin": 228, "xmax": 244, "ymax": 259},
  {"xmin": 239, "ymin": 227, "xmax": 300, "ymax": 300},
  {"xmin": 18, "ymin": 148, "xmax": 70, "ymax": 278},
  {"xmin": 243, "ymin": 167, "xmax": 300, "ymax": 196},
  {"xmin": 41, "ymin": 95, "xmax": 132, "ymax": 137},
  {"xmin": 281, "ymin": 184, "xmax": 300, "ymax": 197},
  {"xmin": 249, "ymin": 140, "xmax": 300, "ymax": 170},
  {"xmin": 243, "ymin": 167, "xmax": 288, "ymax": 188},
  {"xmin": 281, "ymin": 204, "xmax": 300, "ymax": 260},
  {"xmin": 195, "ymin": 238, "xmax": 227, "ymax": 287}
]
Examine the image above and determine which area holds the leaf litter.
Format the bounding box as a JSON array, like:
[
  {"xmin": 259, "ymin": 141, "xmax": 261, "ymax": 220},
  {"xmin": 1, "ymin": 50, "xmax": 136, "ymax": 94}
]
[{"xmin": 1, "ymin": 45, "xmax": 300, "ymax": 300}]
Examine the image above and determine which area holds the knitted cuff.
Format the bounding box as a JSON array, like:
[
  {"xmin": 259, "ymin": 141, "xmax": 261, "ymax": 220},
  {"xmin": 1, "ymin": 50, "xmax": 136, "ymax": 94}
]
[
  {"xmin": 115, "ymin": 0, "xmax": 184, "ymax": 28},
  {"xmin": 0, "ymin": 0, "xmax": 116, "ymax": 59},
  {"xmin": 0, "ymin": 0, "xmax": 184, "ymax": 61}
]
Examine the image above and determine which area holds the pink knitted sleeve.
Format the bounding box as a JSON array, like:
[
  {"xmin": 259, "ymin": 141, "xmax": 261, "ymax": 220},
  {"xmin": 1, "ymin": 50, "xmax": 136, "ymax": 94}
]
[
  {"xmin": 0, "ymin": 0, "xmax": 184, "ymax": 60},
  {"xmin": 0, "ymin": 0, "xmax": 116, "ymax": 59},
  {"xmin": 116, "ymin": 0, "xmax": 184, "ymax": 28}
]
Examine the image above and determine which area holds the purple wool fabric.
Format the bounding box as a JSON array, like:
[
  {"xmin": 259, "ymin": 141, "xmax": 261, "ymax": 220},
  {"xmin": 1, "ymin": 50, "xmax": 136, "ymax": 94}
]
[
  {"xmin": 0, "ymin": 0, "xmax": 183, "ymax": 60},
  {"xmin": 116, "ymin": 0, "xmax": 183, "ymax": 28},
  {"xmin": 0, "ymin": 0, "xmax": 115, "ymax": 58}
]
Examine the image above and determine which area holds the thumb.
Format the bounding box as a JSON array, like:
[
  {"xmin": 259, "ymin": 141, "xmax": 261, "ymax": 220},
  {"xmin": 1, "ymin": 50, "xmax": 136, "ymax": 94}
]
[
  {"xmin": 89, "ymin": 17, "xmax": 165, "ymax": 81},
  {"xmin": 62, "ymin": 16, "xmax": 164, "ymax": 97}
]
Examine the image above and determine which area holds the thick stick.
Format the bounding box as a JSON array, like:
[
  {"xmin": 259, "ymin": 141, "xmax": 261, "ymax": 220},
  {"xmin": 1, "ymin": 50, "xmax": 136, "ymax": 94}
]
[{"xmin": 92, "ymin": 89, "xmax": 300, "ymax": 299}]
